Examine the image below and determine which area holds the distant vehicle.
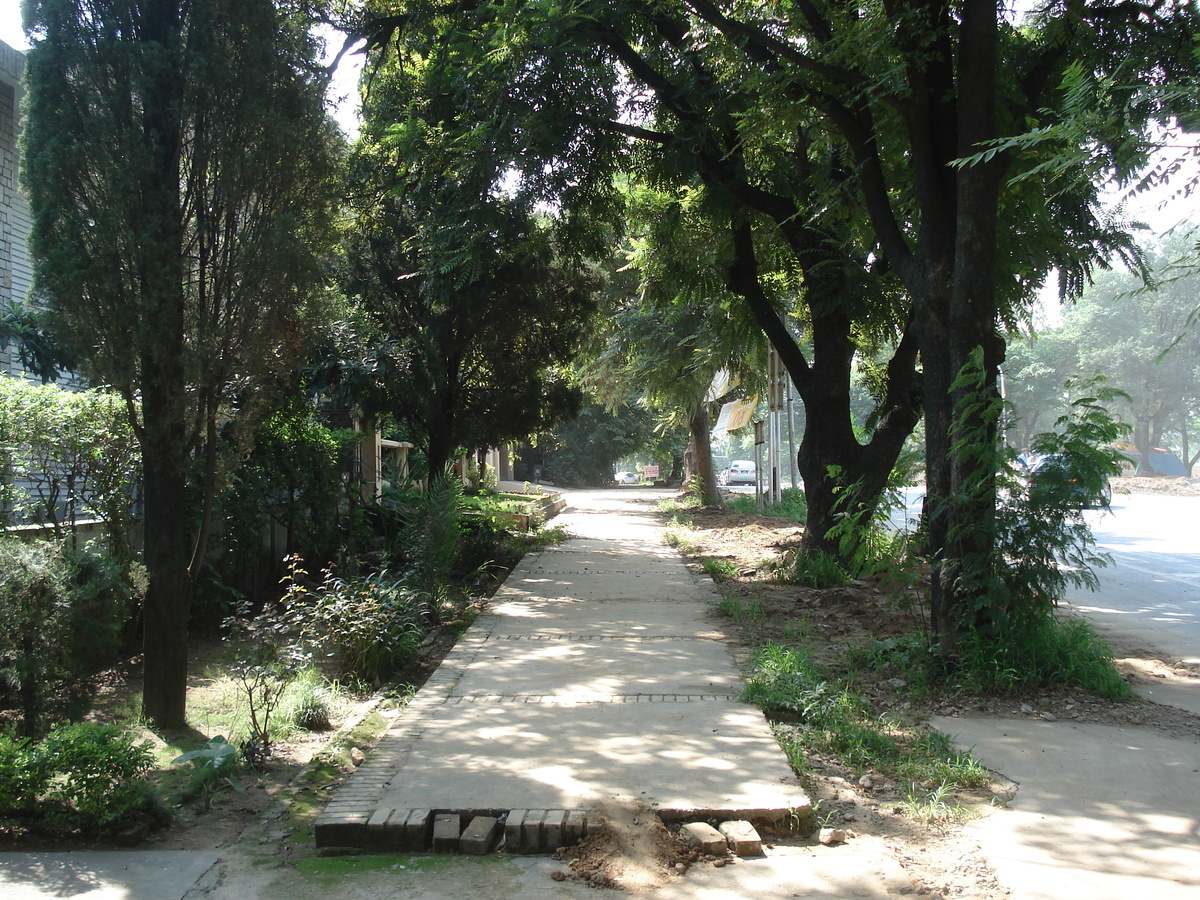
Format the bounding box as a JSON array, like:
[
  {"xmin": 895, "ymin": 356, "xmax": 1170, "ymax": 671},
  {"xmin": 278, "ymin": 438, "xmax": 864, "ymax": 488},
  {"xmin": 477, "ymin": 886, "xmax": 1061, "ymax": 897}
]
[
  {"xmin": 614, "ymin": 471, "xmax": 639, "ymax": 485},
  {"xmin": 726, "ymin": 460, "xmax": 756, "ymax": 485},
  {"xmin": 1028, "ymin": 453, "xmax": 1112, "ymax": 509}
]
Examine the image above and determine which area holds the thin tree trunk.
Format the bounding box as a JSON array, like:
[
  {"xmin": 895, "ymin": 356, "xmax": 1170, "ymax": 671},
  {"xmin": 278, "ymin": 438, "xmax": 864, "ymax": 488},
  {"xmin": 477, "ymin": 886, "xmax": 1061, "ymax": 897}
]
[{"xmin": 689, "ymin": 402, "xmax": 720, "ymax": 505}]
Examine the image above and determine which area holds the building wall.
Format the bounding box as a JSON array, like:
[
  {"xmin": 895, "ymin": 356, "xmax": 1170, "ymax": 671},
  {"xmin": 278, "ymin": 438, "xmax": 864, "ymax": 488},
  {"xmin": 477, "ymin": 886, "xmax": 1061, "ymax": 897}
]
[{"xmin": 1, "ymin": 39, "xmax": 31, "ymax": 378}]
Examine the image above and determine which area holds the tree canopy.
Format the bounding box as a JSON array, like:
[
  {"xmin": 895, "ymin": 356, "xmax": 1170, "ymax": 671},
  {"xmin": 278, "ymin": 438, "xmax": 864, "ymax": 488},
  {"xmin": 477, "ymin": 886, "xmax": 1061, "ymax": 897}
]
[{"xmin": 339, "ymin": 0, "xmax": 1199, "ymax": 647}]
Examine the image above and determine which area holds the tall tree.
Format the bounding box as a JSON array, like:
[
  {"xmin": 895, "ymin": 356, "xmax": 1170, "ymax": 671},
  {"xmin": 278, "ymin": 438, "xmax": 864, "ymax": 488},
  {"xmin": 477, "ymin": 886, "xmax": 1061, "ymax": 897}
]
[
  {"xmin": 22, "ymin": 0, "xmax": 341, "ymax": 726},
  {"xmin": 332, "ymin": 44, "xmax": 603, "ymax": 476}
]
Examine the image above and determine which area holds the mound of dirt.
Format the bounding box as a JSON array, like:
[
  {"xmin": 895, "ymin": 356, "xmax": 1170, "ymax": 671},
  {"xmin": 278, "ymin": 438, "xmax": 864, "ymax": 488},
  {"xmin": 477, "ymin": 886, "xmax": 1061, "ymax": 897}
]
[{"xmin": 553, "ymin": 805, "xmax": 700, "ymax": 890}]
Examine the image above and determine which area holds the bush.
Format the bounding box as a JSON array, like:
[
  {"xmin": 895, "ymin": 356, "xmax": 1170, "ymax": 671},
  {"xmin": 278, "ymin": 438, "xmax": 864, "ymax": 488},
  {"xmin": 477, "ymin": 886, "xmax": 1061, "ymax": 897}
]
[
  {"xmin": 0, "ymin": 378, "xmax": 138, "ymax": 555},
  {"xmin": 281, "ymin": 557, "xmax": 428, "ymax": 684},
  {"xmin": 281, "ymin": 667, "xmax": 336, "ymax": 732},
  {"xmin": 0, "ymin": 539, "xmax": 132, "ymax": 734},
  {"xmin": 0, "ymin": 722, "xmax": 161, "ymax": 838}
]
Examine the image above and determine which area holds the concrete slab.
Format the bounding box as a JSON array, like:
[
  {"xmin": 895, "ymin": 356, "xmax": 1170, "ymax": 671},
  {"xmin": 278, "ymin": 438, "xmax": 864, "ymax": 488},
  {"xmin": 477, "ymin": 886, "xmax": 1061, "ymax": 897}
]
[
  {"xmin": 0, "ymin": 851, "xmax": 218, "ymax": 900},
  {"xmin": 317, "ymin": 489, "xmax": 809, "ymax": 847},
  {"xmin": 935, "ymin": 715, "xmax": 1200, "ymax": 899},
  {"xmin": 499, "ymin": 572, "xmax": 704, "ymax": 602},
  {"xmin": 483, "ymin": 598, "xmax": 726, "ymax": 638},
  {"xmin": 371, "ymin": 700, "xmax": 805, "ymax": 816},
  {"xmin": 449, "ymin": 634, "xmax": 743, "ymax": 696}
]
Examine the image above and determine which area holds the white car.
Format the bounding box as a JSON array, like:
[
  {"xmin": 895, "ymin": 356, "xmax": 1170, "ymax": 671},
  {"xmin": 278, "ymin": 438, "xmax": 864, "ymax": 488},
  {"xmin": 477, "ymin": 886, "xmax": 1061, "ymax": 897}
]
[
  {"xmin": 614, "ymin": 471, "xmax": 639, "ymax": 485},
  {"xmin": 726, "ymin": 460, "xmax": 756, "ymax": 485}
]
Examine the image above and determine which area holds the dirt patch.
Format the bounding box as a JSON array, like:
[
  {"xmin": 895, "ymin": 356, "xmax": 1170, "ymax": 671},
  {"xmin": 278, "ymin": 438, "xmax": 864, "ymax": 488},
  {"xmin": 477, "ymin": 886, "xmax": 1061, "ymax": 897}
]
[{"xmin": 553, "ymin": 805, "xmax": 698, "ymax": 890}]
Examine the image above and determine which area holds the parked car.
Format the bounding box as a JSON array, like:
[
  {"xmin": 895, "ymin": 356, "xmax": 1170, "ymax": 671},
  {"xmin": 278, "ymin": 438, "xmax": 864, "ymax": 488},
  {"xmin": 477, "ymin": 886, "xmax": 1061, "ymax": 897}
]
[
  {"xmin": 614, "ymin": 471, "xmax": 639, "ymax": 485},
  {"xmin": 1027, "ymin": 453, "xmax": 1112, "ymax": 509},
  {"xmin": 726, "ymin": 460, "xmax": 756, "ymax": 485}
]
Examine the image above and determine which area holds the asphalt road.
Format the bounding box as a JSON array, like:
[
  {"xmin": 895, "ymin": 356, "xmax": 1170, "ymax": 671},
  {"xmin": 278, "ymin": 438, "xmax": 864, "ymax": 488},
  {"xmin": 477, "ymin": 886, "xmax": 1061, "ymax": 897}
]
[{"xmin": 1070, "ymin": 491, "xmax": 1200, "ymax": 664}]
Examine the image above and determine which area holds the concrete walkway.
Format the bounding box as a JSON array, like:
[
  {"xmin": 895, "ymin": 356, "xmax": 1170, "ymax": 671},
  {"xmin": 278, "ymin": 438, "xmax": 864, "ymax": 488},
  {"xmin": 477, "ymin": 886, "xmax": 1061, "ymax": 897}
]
[{"xmin": 316, "ymin": 489, "xmax": 810, "ymax": 850}]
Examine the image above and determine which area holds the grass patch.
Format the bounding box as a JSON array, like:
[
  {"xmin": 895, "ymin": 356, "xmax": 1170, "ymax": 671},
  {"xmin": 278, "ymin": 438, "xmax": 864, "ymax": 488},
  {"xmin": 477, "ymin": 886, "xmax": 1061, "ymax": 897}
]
[
  {"xmin": 726, "ymin": 486, "xmax": 807, "ymax": 519},
  {"xmin": 951, "ymin": 616, "xmax": 1136, "ymax": 701},
  {"xmin": 713, "ymin": 592, "xmax": 765, "ymax": 626},
  {"xmin": 773, "ymin": 549, "xmax": 850, "ymax": 588},
  {"xmin": 700, "ymin": 556, "xmax": 739, "ymax": 579},
  {"xmin": 863, "ymin": 616, "xmax": 1134, "ymax": 701},
  {"xmin": 744, "ymin": 643, "xmax": 990, "ymax": 792}
]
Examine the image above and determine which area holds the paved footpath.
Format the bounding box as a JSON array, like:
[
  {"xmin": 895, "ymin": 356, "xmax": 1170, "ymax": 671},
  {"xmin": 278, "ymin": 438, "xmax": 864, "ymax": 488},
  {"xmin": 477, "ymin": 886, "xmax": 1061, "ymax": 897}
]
[{"xmin": 316, "ymin": 488, "xmax": 810, "ymax": 850}]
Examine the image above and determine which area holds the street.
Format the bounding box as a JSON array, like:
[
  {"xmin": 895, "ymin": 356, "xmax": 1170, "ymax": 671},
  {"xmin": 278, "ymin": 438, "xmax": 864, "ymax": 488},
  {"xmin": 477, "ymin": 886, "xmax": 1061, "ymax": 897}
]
[{"xmin": 1072, "ymin": 491, "xmax": 1200, "ymax": 664}]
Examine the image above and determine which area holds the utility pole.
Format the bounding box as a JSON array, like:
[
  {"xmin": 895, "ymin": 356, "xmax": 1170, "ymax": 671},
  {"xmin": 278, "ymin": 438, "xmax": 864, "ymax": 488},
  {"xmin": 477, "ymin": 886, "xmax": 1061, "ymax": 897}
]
[
  {"xmin": 785, "ymin": 376, "xmax": 797, "ymax": 490},
  {"xmin": 767, "ymin": 344, "xmax": 784, "ymax": 506}
]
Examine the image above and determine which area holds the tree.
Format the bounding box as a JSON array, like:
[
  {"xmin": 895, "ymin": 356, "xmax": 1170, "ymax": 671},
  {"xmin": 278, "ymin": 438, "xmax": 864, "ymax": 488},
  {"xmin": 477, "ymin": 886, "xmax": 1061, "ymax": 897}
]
[
  {"xmin": 328, "ymin": 29, "xmax": 605, "ymax": 478},
  {"xmin": 347, "ymin": 0, "xmax": 1197, "ymax": 647},
  {"xmin": 21, "ymin": 0, "xmax": 341, "ymax": 726},
  {"xmin": 1061, "ymin": 239, "xmax": 1200, "ymax": 475},
  {"xmin": 532, "ymin": 402, "xmax": 660, "ymax": 487},
  {"xmin": 1003, "ymin": 332, "xmax": 1074, "ymax": 454}
]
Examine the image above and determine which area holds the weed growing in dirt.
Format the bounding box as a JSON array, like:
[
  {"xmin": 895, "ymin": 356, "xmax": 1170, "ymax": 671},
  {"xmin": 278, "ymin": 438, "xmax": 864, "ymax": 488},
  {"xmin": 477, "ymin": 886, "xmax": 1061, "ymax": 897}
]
[
  {"xmin": 744, "ymin": 643, "xmax": 989, "ymax": 794},
  {"xmin": 899, "ymin": 781, "xmax": 970, "ymax": 824},
  {"xmin": 662, "ymin": 526, "xmax": 702, "ymax": 555},
  {"xmin": 700, "ymin": 557, "xmax": 739, "ymax": 579},
  {"xmin": 712, "ymin": 592, "xmax": 766, "ymax": 640}
]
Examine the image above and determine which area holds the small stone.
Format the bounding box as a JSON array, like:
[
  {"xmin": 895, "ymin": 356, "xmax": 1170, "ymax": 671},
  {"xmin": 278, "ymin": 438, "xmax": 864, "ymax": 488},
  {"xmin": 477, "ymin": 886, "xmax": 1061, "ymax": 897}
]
[
  {"xmin": 1036, "ymin": 697, "xmax": 1052, "ymax": 709},
  {"xmin": 349, "ymin": 747, "xmax": 366, "ymax": 766},
  {"xmin": 1041, "ymin": 711, "xmax": 1057, "ymax": 722},
  {"xmin": 1019, "ymin": 703, "xmax": 1033, "ymax": 714},
  {"xmin": 819, "ymin": 827, "xmax": 848, "ymax": 845},
  {"xmin": 858, "ymin": 774, "xmax": 875, "ymax": 789}
]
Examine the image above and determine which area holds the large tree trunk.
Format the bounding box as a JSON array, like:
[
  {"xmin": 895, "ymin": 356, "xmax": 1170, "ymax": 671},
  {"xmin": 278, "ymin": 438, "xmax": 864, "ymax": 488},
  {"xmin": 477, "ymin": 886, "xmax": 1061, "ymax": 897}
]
[
  {"xmin": 727, "ymin": 222, "xmax": 922, "ymax": 565},
  {"xmin": 923, "ymin": 0, "xmax": 1005, "ymax": 652},
  {"xmin": 138, "ymin": 0, "xmax": 191, "ymax": 729}
]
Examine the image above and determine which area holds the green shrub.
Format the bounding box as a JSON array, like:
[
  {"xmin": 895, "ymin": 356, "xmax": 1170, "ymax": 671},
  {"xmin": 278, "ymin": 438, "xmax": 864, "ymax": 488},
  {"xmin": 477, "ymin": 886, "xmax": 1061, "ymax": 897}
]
[
  {"xmin": 0, "ymin": 722, "xmax": 160, "ymax": 838},
  {"xmin": 0, "ymin": 539, "xmax": 131, "ymax": 734},
  {"xmin": 281, "ymin": 667, "xmax": 336, "ymax": 732},
  {"xmin": 282, "ymin": 557, "xmax": 428, "ymax": 683},
  {"xmin": 392, "ymin": 476, "xmax": 463, "ymax": 623},
  {"xmin": 774, "ymin": 549, "xmax": 850, "ymax": 588}
]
